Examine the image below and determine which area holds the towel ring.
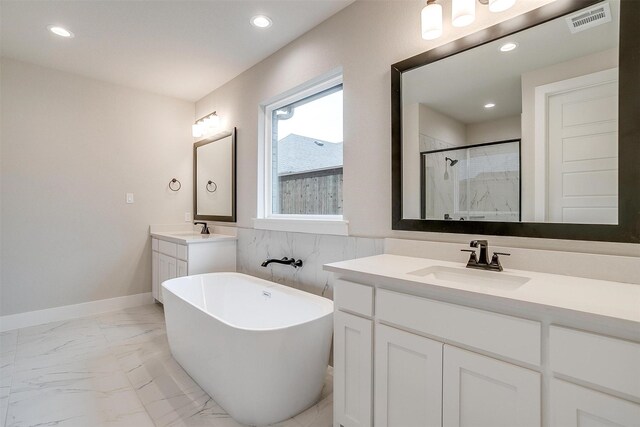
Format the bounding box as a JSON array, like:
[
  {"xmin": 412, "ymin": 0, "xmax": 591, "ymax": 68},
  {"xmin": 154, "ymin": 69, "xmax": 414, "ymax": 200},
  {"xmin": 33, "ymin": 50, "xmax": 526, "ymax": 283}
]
[
  {"xmin": 206, "ymin": 180, "xmax": 217, "ymax": 193},
  {"xmin": 169, "ymin": 178, "xmax": 181, "ymax": 192}
]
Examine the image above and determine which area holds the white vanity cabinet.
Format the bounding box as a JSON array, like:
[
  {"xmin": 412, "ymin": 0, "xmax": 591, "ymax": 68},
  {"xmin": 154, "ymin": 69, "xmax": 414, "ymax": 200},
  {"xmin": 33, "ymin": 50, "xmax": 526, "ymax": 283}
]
[
  {"xmin": 333, "ymin": 281, "xmax": 542, "ymax": 427},
  {"xmin": 328, "ymin": 255, "xmax": 640, "ymax": 427},
  {"xmin": 151, "ymin": 233, "xmax": 236, "ymax": 303}
]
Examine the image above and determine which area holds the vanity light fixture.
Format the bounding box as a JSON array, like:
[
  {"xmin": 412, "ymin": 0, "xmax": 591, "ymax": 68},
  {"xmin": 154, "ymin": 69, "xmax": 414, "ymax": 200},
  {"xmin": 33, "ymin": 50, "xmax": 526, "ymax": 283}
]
[
  {"xmin": 482, "ymin": 0, "xmax": 517, "ymax": 13},
  {"xmin": 484, "ymin": 103, "xmax": 496, "ymax": 108},
  {"xmin": 47, "ymin": 25, "xmax": 74, "ymax": 38},
  {"xmin": 422, "ymin": 0, "xmax": 516, "ymax": 39},
  {"xmin": 452, "ymin": 0, "xmax": 476, "ymax": 27},
  {"xmin": 499, "ymin": 41, "xmax": 518, "ymax": 52},
  {"xmin": 422, "ymin": 0, "xmax": 443, "ymax": 40},
  {"xmin": 192, "ymin": 112, "xmax": 220, "ymax": 138},
  {"xmin": 250, "ymin": 15, "xmax": 272, "ymax": 29}
]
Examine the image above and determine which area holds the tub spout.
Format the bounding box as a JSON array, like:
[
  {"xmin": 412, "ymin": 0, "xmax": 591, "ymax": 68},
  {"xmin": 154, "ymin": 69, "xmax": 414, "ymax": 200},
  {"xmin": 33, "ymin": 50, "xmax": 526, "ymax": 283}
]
[{"xmin": 261, "ymin": 257, "xmax": 303, "ymax": 268}]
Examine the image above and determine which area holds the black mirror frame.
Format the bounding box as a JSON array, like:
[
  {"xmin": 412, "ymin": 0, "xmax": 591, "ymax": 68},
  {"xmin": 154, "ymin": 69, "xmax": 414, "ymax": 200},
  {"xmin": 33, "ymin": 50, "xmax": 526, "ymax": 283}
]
[
  {"xmin": 391, "ymin": 0, "xmax": 640, "ymax": 243},
  {"xmin": 193, "ymin": 127, "xmax": 237, "ymax": 223}
]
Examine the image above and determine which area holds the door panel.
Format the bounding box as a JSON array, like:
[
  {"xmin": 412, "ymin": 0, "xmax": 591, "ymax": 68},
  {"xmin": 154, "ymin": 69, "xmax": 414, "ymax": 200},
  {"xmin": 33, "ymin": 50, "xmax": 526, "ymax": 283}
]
[
  {"xmin": 443, "ymin": 345, "xmax": 540, "ymax": 427},
  {"xmin": 375, "ymin": 324, "xmax": 443, "ymax": 427}
]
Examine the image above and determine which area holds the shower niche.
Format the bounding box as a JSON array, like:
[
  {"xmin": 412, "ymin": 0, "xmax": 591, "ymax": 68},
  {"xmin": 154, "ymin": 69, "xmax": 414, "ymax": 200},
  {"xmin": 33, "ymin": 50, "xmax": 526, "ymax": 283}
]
[{"xmin": 421, "ymin": 139, "xmax": 520, "ymax": 222}]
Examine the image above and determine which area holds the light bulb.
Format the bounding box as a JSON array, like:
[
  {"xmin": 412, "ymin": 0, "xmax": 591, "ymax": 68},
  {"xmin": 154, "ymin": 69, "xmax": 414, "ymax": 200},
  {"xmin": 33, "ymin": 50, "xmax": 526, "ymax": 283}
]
[
  {"xmin": 452, "ymin": 0, "xmax": 475, "ymax": 27},
  {"xmin": 251, "ymin": 15, "xmax": 272, "ymax": 28},
  {"xmin": 489, "ymin": 0, "xmax": 516, "ymax": 13},
  {"xmin": 192, "ymin": 124, "xmax": 203, "ymax": 138},
  {"xmin": 421, "ymin": 1, "xmax": 443, "ymax": 40},
  {"xmin": 499, "ymin": 42, "xmax": 518, "ymax": 52},
  {"xmin": 48, "ymin": 26, "xmax": 74, "ymax": 38}
]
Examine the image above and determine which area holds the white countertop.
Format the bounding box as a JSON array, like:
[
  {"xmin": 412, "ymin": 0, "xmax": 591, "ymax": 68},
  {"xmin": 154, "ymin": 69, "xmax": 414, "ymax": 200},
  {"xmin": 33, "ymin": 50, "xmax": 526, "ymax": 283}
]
[
  {"xmin": 151, "ymin": 231, "xmax": 237, "ymax": 245},
  {"xmin": 324, "ymin": 254, "xmax": 640, "ymax": 327}
]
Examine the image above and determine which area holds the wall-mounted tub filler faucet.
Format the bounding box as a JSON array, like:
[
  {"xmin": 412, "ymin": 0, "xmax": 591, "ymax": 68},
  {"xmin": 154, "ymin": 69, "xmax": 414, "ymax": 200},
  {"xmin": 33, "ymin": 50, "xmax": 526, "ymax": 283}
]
[
  {"xmin": 261, "ymin": 257, "xmax": 303, "ymax": 268},
  {"xmin": 194, "ymin": 222, "xmax": 210, "ymax": 235},
  {"xmin": 461, "ymin": 240, "xmax": 510, "ymax": 272}
]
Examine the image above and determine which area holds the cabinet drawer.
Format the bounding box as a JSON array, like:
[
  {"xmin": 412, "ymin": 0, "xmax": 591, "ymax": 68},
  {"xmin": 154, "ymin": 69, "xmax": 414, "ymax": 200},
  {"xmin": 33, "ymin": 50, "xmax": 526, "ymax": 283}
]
[
  {"xmin": 550, "ymin": 326, "xmax": 640, "ymax": 399},
  {"xmin": 551, "ymin": 379, "xmax": 640, "ymax": 427},
  {"xmin": 176, "ymin": 244, "xmax": 187, "ymax": 261},
  {"xmin": 376, "ymin": 289, "xmax": 541, "ymax": 366},
  {"xmin": 158, "ymin": 239, "xmax": 177, "ymax": 257},
  {"xmin": 334, "ymin": 279, "xmax": 374, "ymax": 317},
  {"xmin": 151, "ymin": 238, "xmax": 158, "ymax": 251}
]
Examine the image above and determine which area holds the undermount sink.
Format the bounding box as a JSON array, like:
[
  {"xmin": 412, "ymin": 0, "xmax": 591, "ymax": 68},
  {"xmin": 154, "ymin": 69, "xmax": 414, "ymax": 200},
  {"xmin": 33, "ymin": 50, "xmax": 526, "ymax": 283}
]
[{"xmin": 408, "ymin": 265, "xmax": 530, "ymax": 290}]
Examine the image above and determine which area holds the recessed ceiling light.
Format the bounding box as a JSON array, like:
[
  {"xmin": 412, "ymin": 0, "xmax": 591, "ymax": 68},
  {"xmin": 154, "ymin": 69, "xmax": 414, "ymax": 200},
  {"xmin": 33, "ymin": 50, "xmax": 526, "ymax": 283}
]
[
  {"xmin": 48, "ymin": 25, "xmax": 74, "ymax": 38},
  {"xmin": 250, "ymin": 15, "xmax": 272, "ymax": 29},
  {"xmin": 500, "ymin": 42, "xmax": 518, "ymax": 52},
  {"xmin": 484, "ymin": 103, "xmax": 496, "ymax": 109}
]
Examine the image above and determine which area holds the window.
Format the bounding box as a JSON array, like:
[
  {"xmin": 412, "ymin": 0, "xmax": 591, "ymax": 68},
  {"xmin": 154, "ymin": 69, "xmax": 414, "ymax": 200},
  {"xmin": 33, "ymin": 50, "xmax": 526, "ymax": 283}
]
[{"xmin": 257, "ymin": 73, "xmax": 346, "ymax": 235}]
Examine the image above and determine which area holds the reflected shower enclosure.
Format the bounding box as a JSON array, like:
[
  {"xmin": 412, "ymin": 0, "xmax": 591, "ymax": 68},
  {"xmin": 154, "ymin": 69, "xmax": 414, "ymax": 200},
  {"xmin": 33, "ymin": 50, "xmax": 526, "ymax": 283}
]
[{"xmin": 421, "ymin": 139, "xmax": 521, "ymax": 222}]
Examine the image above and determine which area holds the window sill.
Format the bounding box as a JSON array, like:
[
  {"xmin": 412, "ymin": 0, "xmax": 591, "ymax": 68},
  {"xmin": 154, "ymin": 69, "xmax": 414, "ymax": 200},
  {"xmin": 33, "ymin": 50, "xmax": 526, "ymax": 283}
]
[{"xmin": 253, "ymin": 217, "xmax": 349, "ymax": 236}]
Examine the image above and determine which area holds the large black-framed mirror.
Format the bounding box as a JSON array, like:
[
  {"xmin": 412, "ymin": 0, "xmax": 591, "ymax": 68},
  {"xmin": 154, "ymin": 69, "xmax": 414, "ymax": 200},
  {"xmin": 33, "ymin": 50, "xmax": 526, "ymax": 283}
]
[
  {"xmin": 194, "ymin": 128, "xmax": 237, "ymax": 222},
  {"xmin": 392, "ymin": 0, "xmax": 639, "ymax": 243}
]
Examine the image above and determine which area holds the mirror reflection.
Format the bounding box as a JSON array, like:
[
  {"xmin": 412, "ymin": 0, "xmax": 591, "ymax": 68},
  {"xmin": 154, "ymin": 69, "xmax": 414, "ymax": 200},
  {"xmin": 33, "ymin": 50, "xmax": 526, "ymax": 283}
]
[
  {"xmin": 194, "ymin": 129, "xmax": 236, "ymax": 221},
  {"xmin": 402, "ymin": 1, "xmax": 619, "ymax": 224}
]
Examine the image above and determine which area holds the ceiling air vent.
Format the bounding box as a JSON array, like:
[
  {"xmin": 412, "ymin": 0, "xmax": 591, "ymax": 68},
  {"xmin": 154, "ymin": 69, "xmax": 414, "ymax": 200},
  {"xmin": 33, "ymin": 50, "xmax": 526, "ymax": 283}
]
[{"xmin": 566, "ymin": 2, "xmax": 612, "ymax": 34}]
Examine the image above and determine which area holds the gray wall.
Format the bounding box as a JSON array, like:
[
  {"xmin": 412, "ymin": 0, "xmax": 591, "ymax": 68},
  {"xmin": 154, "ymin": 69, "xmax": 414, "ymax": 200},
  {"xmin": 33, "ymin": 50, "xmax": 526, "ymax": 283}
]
[{"xmin": 0, "ymin": 58, "xmax": 194, "ymax": 316}]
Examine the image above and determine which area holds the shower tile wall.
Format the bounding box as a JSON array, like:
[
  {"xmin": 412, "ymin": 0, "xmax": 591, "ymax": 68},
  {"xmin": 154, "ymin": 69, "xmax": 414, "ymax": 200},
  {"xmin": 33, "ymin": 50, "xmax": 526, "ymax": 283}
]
[
  {"xmin": 422, "ymin": 134, "xmax": 457, "ymax": 220},
  {"xmin": 236, "ymin": 228, "xmax": 384, "ymax": 299},
  {"xmin": 424, "ymin": 139, "xmax": 520, "ymax": 222}
]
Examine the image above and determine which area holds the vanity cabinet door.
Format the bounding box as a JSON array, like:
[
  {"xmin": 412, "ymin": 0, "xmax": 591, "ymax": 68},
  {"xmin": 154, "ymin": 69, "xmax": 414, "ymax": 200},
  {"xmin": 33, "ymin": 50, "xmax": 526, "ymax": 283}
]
[
  {"xmin": 334, "ymin": 310, "xmax": 372, "ymax": 427},
  {"xmin": 375, "ymin": 324, "xmax": 443, "ymax": 427},
  {"xmin": 443, "ymin": 345, "xmax": 540, "ymax": 427},
  {"xmin": 552, "ymin": 379, "xmax": 640, "ymax": 427},
  {"xmin": 152, "ymin": 251, "xmax": 159, "ymax": 301},
  {"xmin": 157, "ymin": 253, "xmax": 177, "ymax": 303},
  {"xmin": 176, "ymin": 259, "xmax": 188, "ymax": 278}
]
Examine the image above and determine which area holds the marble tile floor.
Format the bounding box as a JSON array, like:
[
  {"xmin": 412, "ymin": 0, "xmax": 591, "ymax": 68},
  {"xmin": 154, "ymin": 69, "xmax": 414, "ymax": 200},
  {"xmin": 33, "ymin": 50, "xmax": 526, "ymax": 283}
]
[{"xmin": 0, "ymin": 304, "xmax": 333, "ymax": 427}]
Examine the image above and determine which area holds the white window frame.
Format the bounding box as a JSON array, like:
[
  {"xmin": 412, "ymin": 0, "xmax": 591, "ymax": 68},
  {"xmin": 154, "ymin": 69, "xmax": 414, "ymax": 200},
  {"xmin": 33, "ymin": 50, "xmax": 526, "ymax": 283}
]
[{"xmin": 255, "ymin": 70, "xmax": 348, "ymax": 235}]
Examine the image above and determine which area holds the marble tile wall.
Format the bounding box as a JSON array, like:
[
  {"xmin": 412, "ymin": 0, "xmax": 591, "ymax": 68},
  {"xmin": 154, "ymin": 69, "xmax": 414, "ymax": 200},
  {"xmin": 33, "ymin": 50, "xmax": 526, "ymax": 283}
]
[{"xmin": 236, "ymin": 228, "xmax": 384, "ymax": 299}]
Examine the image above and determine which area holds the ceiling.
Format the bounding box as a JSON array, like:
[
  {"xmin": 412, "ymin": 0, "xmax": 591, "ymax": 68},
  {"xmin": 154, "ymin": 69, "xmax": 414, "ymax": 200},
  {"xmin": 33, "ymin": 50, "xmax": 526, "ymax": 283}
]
[
  {"xmin": 402, "ymin": 0, "xmax": 619, "ymax": 124},
  {"xmin": 0, "ymin": 0, "xmax": 353, "ymax": 101}
]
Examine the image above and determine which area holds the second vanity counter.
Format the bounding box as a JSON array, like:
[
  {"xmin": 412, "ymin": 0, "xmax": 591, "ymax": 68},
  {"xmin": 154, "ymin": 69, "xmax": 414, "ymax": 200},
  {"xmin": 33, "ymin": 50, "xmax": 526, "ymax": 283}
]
[
  {"xmin": 150, "ymin": 227, "xmax": 237, "ymax": 303},
  {"xmin": 325, "ymin": 254, "xmax": 640, "ymax": 333}
]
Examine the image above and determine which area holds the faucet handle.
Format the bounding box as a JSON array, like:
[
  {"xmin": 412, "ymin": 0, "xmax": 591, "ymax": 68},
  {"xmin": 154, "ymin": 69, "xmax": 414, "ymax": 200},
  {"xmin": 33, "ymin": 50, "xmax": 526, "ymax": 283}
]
[
  {"xmin": 490, "ymin": 252, "xmax": 509, "ymax": 271},
  {"xmin": 461, "ymin": 248, "xmax": 477, "ymax": 261}
]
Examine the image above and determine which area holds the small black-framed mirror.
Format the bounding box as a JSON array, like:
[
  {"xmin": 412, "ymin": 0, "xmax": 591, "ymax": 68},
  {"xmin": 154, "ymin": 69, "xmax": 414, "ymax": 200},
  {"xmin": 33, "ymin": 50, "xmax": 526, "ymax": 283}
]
[
  {"xmin": 194, "ymin": 128, "xmax": 237, "ymax": 222},
  {"xmin": 391, "ymin": 0, "xmax": 639, "ymax": 243}
]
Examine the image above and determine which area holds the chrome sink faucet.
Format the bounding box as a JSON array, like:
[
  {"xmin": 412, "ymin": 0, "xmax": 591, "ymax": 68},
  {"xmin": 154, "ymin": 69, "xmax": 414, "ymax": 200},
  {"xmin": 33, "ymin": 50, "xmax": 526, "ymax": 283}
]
[{"xmin": 461, "ymin": 240, "xmax": 510, "ymax": 272}]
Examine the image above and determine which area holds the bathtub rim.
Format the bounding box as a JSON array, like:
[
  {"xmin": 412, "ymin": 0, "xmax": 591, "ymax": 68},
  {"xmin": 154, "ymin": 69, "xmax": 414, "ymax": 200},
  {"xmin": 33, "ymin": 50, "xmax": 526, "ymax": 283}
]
[{"xmin": 161, "ymin": 272, "xmax": 334, "ymax": 333}]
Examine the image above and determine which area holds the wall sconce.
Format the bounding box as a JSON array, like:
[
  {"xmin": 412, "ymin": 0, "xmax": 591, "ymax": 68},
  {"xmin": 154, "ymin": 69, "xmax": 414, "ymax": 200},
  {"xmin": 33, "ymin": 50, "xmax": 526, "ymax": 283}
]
[
  {"xmin": 422, "ymin": 0, "xmax": 516, "ymax": 40},
  {"xmin": 192, "ymin": 111, "xmax": 221, "ymax": 138}
]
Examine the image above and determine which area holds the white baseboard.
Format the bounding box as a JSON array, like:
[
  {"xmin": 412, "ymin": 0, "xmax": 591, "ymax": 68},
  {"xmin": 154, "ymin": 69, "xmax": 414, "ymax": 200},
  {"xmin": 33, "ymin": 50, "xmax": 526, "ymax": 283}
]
[{"xmin": 0, "ymin": 292, "xmax": 155, "ymax": 332}]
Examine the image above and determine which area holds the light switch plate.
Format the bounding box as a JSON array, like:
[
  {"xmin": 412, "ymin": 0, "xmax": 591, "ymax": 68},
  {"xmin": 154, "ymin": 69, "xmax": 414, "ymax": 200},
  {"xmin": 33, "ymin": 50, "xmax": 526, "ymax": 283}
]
[
  {"xmin": 185, "ymin": 212, "xmax": 192, "ymax": 222},
  {"xmin": 126, "ymin": 193, "xmax": 134, "ymax": 204}
]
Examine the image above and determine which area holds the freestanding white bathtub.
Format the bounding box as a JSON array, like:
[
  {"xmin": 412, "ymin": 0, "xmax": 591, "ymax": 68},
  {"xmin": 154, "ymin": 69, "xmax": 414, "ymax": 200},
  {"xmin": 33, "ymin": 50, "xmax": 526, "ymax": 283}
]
[{"xmin": 162, "ymin": 272, "xmax": 334, "ymax": 426}]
